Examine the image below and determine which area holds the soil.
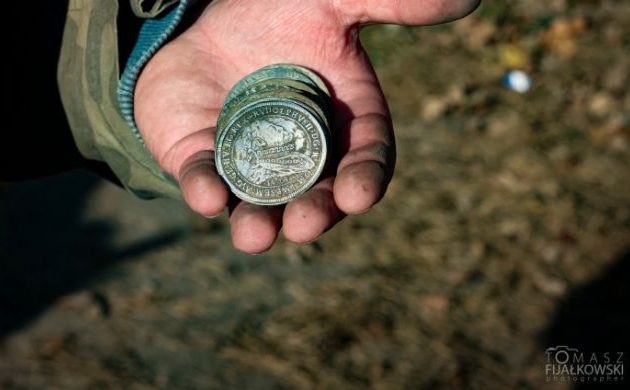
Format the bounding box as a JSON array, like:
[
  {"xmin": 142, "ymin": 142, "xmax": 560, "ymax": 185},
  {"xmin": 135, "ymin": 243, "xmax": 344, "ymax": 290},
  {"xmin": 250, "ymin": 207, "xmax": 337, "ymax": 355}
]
[{"xmin": 1, "ymin": 1, "xmax": 629, "ymax": 388}]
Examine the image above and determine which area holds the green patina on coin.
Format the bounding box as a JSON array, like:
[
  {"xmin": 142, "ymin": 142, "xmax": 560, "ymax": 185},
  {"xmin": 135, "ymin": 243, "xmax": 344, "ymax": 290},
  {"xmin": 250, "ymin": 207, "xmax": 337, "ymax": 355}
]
[
  {"xmin": 226, "ymin": 64, "xmax": 330, "ymax": 103},
  {"xmin": 215, "ymin": 64, "xmax": 331, "ymax": 205},
  {"xmin": 218, "ymin": 87, "xmax": 330, "ymax": 136},
  {"xmin": 217, "ymin": 79, "xmax": 327, "ymax": 133}
]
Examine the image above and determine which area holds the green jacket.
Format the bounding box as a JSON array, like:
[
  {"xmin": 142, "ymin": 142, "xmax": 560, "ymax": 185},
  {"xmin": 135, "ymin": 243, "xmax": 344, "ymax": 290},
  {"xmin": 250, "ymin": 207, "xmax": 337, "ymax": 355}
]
[{"xmin": 58, "ymin": 0, "xmax": 183, "ymax": 199}]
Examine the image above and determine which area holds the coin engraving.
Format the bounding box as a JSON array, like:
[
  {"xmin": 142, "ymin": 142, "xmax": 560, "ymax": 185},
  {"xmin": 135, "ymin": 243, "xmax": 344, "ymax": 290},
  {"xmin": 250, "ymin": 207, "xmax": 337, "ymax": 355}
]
[{"xmin": 217, "ymin": 101, "xmax": 326, "ymax": 205}]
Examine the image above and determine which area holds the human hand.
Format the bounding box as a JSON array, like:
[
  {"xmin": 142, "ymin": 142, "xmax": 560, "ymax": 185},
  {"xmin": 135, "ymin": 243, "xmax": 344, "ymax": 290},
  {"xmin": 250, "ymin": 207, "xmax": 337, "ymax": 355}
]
[{"xmin": 135, "ymin": 0, "xmax": 480, "ymax": 253}]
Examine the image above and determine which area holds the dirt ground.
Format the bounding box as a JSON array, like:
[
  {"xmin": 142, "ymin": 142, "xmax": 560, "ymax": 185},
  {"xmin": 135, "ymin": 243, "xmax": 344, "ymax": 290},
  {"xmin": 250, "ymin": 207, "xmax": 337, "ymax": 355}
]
[{"xmin": 1, "ymin": 0, "xmax": 629, "ymax": 389}]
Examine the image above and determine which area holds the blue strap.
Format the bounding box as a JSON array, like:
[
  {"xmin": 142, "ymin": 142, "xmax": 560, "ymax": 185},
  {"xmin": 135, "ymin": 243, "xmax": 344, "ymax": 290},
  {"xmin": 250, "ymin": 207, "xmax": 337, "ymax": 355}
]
[{"xmin": 118, "ymin": 0, "xmax": 190, "ymax": 143}]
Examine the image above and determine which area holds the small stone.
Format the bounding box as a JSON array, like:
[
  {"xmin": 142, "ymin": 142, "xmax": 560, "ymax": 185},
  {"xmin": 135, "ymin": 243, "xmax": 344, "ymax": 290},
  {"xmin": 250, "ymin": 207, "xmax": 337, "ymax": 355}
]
[{"xmin": 588, "ymin": 92, "xmax": 615, "ymax": 118}]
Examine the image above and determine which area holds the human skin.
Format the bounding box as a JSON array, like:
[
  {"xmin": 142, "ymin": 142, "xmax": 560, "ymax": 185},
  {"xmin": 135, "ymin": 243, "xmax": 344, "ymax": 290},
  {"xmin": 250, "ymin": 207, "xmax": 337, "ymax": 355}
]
[{"xmin": 135, "ymin": 0, "xmax": 480, "ymax": 253}]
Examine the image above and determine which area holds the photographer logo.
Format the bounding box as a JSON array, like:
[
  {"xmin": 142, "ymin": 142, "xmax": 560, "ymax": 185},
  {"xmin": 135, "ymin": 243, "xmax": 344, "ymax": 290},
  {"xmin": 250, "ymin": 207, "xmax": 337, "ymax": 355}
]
[{"xmin": 545, "ymin": 346, "xmax": 624, "ymax": 384}]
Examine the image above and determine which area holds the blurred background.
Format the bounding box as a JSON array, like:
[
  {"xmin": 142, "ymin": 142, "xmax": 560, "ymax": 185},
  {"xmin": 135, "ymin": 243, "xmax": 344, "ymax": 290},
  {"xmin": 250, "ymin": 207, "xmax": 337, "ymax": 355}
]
[{"xmin": 1, "ymin": 0, "xmax": 629, "ymax": 388}]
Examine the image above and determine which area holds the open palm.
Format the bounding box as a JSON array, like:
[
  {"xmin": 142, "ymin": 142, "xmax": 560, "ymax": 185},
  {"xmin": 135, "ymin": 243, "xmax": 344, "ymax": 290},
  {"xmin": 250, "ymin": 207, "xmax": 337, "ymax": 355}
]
[{"xmin": 135, "ymin": 0, "xmax": 479, "ymax": 253}]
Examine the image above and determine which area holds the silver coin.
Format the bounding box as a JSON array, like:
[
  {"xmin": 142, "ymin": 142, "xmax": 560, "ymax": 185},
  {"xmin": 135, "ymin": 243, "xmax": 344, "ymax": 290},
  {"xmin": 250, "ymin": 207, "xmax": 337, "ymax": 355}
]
[
  {"xmin": 218, "ymin": 87, "xmax": 330, "ymax": 137},
  {"xmin": 216, "ymin": 87, "xmax": 330, "ymax": 151},
  {"xmin": 217, "ymin": 79, "xmax": 326, "ymax": 133},
  {"xmin": 215, "ymin": 99, "xmax": 328, "ymax": 205},
  {"xmin": 226, "ymin": 64, "xmax": 330, "ymax": 103}
]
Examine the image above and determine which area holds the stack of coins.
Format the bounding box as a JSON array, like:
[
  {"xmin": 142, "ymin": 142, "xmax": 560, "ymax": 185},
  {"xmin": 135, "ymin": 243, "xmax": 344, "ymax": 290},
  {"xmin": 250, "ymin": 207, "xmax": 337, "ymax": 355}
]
[{"xmin": 215, "ymin": 64, "xmax": 331, "ymax": 206}]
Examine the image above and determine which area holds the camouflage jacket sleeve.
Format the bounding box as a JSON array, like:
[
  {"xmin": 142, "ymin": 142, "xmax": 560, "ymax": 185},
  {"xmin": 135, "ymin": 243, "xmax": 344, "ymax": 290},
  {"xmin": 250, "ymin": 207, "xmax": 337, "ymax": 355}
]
[{"xmin": 57, "ymin": 0, "xmax": 190, "ymax": 199}]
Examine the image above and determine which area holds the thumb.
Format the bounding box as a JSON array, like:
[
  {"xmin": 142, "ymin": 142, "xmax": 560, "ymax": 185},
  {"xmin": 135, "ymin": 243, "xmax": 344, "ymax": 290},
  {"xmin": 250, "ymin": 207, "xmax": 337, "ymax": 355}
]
[
  {"xmin": 339, "ymin": 0, "xmax": 480, "ymax": 26},
  {"xmin": 177, "ymin": 135, "xmax": 229, "ymax": 218}
]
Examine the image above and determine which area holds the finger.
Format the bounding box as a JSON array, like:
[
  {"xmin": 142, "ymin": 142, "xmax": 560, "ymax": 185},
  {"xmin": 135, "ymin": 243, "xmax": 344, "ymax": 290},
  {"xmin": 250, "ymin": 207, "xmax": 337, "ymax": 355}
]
[
  {"xmin": 337, "ymin": 0, "xmax": 481, "ymax": 26},
  {"xmin": 334, "ymin": 112, "xmax": 395, "ymax": 214},
  {"xmin": 159, "ymin": 125, "xmax": 218, "ymax": 178},
  {"xmin": 283, "ymin": 177, "xmax": 344, "ymax": 243},
  {"xmin": 230, "ymin": 202, "xmax": 283, "ymax": 254},
  {"xmin": 324, "ymin": 51, "xmax": 396, "ymax": 215},
  {"xmin": 179, "ymin": 149, "xmax": 229, "ymax": 218}
]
